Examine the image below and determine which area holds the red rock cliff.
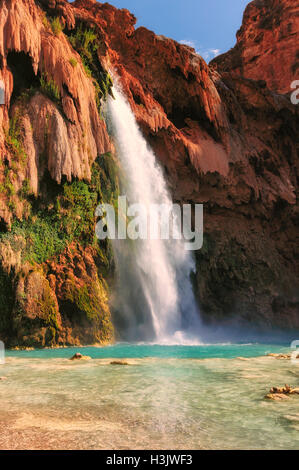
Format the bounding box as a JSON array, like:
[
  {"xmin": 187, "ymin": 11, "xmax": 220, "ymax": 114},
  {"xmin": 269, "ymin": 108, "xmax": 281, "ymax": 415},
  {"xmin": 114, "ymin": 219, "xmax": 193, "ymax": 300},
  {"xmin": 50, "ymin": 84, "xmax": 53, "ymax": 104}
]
[
  {"xmin": 0, "ymin": 0, "xmax": 114, "ymax": 347},
  {"xmin": 211, "ymin": 0, "xmax": 299, "ymax": 95}
]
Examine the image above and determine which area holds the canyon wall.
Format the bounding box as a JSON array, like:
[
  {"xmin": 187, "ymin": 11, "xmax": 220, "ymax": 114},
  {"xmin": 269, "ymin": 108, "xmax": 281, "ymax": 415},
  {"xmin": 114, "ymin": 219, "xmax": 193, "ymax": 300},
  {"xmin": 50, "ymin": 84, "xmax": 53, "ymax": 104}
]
[
  {"xmin": 211, "ymin": 0, "xmax": 299, "ymax": 94},
  {"xmin": 0, "ymin": 0, "xmax": 298, "ymax": 346},
  {"xmin": 0, "ymin": 0, "xmax": 116, "ymax": 347}
]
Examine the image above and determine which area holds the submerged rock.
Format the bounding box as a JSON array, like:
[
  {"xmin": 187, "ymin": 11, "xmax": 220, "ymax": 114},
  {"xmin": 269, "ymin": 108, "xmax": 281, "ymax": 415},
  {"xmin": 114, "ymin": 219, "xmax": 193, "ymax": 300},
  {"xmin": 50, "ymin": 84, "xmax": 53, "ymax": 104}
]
[
  {"xmin": 110, "ymin": 360, "xmax": 129, "ymax": 366},
  {"xmin": 265, "ymin": 384, "xmax": 299, "ymax": 400},
  {"xmin": 265, "ymin": 393, "xmax": 290, "ymax": 401},
  {"xmin": 70, "ymin": 353, "xmax": 91, "ymax": 361},
  {"xmin": 267, "ymin": 353, "xmax": 292, "ymax": 359}
]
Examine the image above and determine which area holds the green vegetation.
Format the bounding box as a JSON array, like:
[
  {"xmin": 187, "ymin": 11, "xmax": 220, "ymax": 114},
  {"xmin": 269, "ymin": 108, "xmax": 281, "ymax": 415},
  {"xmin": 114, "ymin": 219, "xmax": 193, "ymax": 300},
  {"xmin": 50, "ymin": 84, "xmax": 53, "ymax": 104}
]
[
  {"xmin": 42, "ymin": 13, "xmax": 50, "ymax": 30},
  {"xmin": 91, "ymin": 152, "xmax": 118, "ymax": 207},
  {"xmin": 65, "ymin": 281, "xmax": 100, "ymax": 321},
  {"xmin": 1, "ymin": 110, "xmax": 29, "ymax": 212},
  {"xmin": 97, "ymin": 72, "xmax": 113, "ymax": 102},
  {"xmin": 68, "ymin": 25, "xmax": 113, "ymax": 109},
  {"xmin": 69, "ymin": 27, "xmax": 98, "ymax": 62},
  {"xmin": 69, "ymin": 57, "xmax": 78, "ymax": 68},
  {"xmin": 0, "ymin": 20, "xmax": 119, "ymax": 347},
  {"xmin": 0, "ymin": 153, "xmax": 118, "ymax": 346},
  {"xmin": 51, "ymin": 17, "xmax": 64, "ymax": 36},
  {"xmin": 5, "ymin": 112, "xmax": 27, "ymax": 165},
  {"xmin": 0, "ymin": 153, "xmax": 119, "ymax": 265},
  {"xmin": 16, "ymin": 88, "xmax": 37, "ymax": 105},
  {"xmin": 20, "ymin": 179, "xmax": 31, "ymax": 198},
  {"xmin": 64, "ymin": 277, "xmax": 114, "ymax": 342},
  {"xmin": 40, "ymin": 73, "xmax": 61, "ymax": 102},
  {"xmin": 37, "ymin": 284, "xmax": 60, "ymax": 330}
]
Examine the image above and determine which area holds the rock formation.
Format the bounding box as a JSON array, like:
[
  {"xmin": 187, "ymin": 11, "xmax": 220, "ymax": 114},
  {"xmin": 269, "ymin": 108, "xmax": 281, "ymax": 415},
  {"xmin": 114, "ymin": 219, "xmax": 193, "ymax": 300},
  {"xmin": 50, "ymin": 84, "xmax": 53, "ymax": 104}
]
[
  {"xmin": 110, "ymin": 360, "xmax": 129, "ymax": 366},
  {"xmin": 0, "ymin": 0, "xmax": 117, "ymax": 347},
  {"xmin": 0, "ymin": 0, "xmax": 298, "ymax": 347},
  {"xmin": 265, "ymin": 384, "xmax": 299, "ymax": 400},
  {"xmin": 70, "ymin": 352, "xmax": 91, "ymax": 360},
  {"xmin": 211, "ymin": 0, "xmax": 299, "ymax": 95}
]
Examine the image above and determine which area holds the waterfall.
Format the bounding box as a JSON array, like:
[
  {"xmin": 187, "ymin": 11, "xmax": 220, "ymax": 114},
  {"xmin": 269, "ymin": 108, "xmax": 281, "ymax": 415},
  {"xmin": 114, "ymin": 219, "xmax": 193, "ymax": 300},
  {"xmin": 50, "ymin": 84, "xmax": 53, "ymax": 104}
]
[{"xmin": 106, "ymin": 83, "xmax": 202, "ymax": 344}]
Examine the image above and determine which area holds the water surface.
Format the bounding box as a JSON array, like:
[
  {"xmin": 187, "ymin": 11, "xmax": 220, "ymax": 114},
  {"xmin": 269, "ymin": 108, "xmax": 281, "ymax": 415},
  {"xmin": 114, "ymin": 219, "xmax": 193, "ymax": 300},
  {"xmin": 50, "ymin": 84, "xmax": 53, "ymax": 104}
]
[{"xmin": 1, "ymin": 344, "xmax": 298, "ymax": 450}]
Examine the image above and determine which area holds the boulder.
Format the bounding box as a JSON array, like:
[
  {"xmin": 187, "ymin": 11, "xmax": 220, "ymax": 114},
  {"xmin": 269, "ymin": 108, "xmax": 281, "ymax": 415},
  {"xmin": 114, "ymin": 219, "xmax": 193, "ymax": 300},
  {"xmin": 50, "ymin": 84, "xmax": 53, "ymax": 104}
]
[
  {"xmin": 267, "ymin": 353, "xmax": 291, "ymax": 359},
  {"xmin": 70, "ymin": 352, "xmax": 91, "ymax": 360},
  {"xmin": 265, "ymin": 393, "xmax": 289, "ymax": 401},
  {"xmin": 265, "ymin": 384, "xmax": 299, "ymax": 399}
]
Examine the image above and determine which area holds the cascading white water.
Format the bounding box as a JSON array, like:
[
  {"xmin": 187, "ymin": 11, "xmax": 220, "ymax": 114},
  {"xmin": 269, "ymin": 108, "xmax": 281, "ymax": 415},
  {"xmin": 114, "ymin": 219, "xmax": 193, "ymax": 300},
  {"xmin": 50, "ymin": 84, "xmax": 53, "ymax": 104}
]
[{"xmin": 107, "ymin": 83, "xmax": 202, "ymax": 344}]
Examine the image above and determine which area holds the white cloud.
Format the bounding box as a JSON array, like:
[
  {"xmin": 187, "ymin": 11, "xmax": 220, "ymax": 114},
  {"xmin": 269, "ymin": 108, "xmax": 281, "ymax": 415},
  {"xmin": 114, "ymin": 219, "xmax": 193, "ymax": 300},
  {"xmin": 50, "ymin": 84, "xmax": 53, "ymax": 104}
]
[
  {"xmin": 200, "ymin": 48, "xmax": 221, "ymax": 61},
  {"xmin": 179, "ymin": 39, "xmax": 197, "ymax": 49},
  {"xmin": 210, "ymin": 48, "xmax": 221, "ymax": 57},
  {"xmin": 179, "ymin": 40, "xmax": 221, "ymax": 62}
]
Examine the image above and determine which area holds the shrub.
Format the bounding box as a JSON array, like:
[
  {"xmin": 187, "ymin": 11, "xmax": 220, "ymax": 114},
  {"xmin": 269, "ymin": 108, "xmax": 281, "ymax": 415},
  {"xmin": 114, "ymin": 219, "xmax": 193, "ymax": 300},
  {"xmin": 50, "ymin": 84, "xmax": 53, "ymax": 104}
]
[
  {"xmin": 40, "ymin": 73, "xmax": 61, "ymax": 102},
  {"xmin": 42, "ymin": 14, "xmax": 50, "ymax": 30},
  {"xmin": 82, "ymin": 60, "xmax": 92, "ymax": 78},
  {"xmin": 2, "ymin": 109, "xmax": 29, "ymax": 214},
  {"xmin": 69, "ymin": 27, "xmax": 98, "ymax": 62},
  {"xmin": 69, "ymin": 57, "xmax": 78, "ymax": 68},
  {"xmin": 5, "ymin": 111, "xmax": 27, "ymax": 165},
  {"xmin": 68, "ymin": 26, "xmax": 113, "ymax": 108},
  {"xmin": 51, "ymin": 17, "xmax": 63, "ymax": 36},
  {"xmin": 100, "ymin": 72, "xmax": 113, "ymax": 100},
  {"xmin": 20, "ymin": 179, "xmax": 31, "ymax": 198}
]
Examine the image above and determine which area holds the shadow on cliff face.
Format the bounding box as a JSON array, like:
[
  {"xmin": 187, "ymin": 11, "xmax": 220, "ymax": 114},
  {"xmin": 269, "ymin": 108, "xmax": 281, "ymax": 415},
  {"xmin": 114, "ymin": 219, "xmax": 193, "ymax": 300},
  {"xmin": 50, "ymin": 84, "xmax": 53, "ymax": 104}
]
[
  {"xmin": 7, "ymin": 51, "xmax": 40, "ymax": 104},
  {"xmin": 0, "ymin": 266, "xmax": 15, "ymax": 344}
]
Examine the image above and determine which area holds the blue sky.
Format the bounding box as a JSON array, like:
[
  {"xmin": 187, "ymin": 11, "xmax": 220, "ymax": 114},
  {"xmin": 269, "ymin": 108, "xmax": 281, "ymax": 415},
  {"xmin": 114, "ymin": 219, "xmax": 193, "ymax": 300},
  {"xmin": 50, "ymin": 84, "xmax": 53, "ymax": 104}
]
[{"xmin": 95, "ymin": 0, "xmax": 250, "ymax": 61}]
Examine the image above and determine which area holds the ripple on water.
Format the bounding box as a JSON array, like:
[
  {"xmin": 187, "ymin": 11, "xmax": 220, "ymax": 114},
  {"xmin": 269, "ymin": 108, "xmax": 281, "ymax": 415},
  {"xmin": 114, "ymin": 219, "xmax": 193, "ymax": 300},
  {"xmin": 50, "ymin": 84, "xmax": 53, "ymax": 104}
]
[{"xmin": 0, "ymin": 345, "xmax": 298, "ymax": 450}]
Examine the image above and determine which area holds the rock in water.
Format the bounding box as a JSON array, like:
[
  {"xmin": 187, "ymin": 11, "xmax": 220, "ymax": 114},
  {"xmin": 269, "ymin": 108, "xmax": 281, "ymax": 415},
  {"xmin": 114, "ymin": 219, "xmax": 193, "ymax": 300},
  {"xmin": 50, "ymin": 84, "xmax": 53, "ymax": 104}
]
[
  {"xmin": 265, "ymin": 384, "xmax": 299, "ymax": 399},
  {"xmin": 265, "ymin": 393, "xmax": 289, "ymax": 401},
  {"xmin": 110, "ymin": 360, "xmax": 129, "ymax": 366},
  {"xmin": 70, "ymin": 353, "xmax": 91, "ymax": 361},
  {"xmin": 267, "ymin": 353, "xmax": 291, "ymax": 359}
]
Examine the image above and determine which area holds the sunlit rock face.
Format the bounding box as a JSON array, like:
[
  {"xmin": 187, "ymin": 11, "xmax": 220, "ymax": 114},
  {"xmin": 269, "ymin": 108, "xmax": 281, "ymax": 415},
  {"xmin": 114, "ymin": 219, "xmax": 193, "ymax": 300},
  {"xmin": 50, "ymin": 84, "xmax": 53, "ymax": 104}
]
[
  {"xmin": 0, "ymin": 0, "xmax": 110, "ymax": 204},
  {"xmin": 0, "ymin": 0, "xmax": 114, "ymax": 347},
  {"xmin": 211, "ymin": 0, "xmax": 299, "ymax": 95},
  {"xmin": 0, "ymin": 0, "xmax": 298, "ymax": 348}
]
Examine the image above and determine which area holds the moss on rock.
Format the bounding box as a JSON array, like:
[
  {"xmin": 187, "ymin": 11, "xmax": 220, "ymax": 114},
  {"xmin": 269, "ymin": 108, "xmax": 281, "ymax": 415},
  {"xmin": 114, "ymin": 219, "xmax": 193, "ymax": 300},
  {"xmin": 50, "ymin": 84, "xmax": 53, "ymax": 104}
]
[
  {"xmin": 62, "ymin": 274, "xmax": 114, "ymax": 344},
  {"xmin": 0, "ymin": 153, "xmax": 119, "ymax": 347}
]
